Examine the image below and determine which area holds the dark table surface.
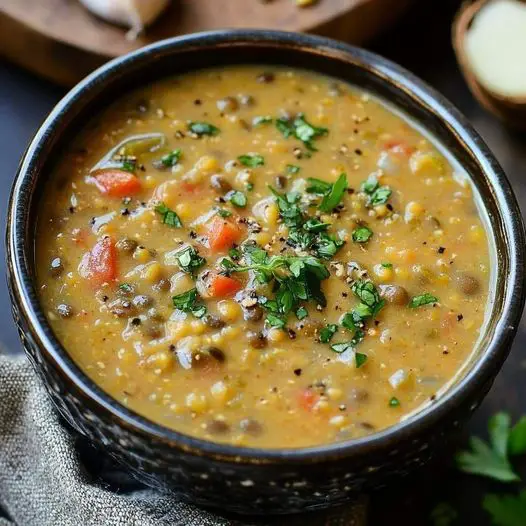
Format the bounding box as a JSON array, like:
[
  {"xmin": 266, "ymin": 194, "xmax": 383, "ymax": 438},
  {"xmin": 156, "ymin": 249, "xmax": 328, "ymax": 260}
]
[{"xmin": 1, "ymin": 1, "xmax": 525, "ymax": 524}]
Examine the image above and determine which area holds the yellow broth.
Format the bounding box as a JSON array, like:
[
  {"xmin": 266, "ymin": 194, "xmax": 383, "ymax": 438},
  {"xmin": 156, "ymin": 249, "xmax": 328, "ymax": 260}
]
[{"xmin": 35, "ymin": 67, "xmax": 490, "ymax": 448}]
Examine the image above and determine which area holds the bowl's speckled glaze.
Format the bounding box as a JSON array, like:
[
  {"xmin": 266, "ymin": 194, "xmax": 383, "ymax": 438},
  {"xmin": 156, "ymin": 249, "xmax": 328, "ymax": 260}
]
[{"xmin": 6, "ymin": 30, "xmax": 525, "ymax": 514}]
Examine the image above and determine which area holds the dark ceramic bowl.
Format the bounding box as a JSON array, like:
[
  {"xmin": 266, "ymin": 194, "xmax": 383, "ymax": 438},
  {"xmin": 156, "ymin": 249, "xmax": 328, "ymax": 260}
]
[{"xmin": 6, "ymin": 30, "xmax": 525, "ymax": 514}]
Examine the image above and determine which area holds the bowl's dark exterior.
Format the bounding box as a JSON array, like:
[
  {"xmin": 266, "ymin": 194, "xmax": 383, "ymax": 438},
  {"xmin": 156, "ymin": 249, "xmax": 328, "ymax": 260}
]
[{"xmin": 6, "ymin": 30, "xmax": 525, "ymax": 514}]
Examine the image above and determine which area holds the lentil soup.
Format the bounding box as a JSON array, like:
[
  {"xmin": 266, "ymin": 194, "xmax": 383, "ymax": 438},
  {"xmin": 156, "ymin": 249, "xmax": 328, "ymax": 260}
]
[{"xmin": 36, "ymin": 66, "xmax": 490, "ymax": 448}]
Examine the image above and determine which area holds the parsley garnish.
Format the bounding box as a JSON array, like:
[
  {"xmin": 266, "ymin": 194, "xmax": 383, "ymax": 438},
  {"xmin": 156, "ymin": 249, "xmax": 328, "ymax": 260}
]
[
  {"xmin": 355, "ymin": 352, "xmax": 368, "ymax": 368},
  {"xmin": 352, "ymin": 226, "xmax": 373, "ymax": 243},
  {"xmin": 389, "ymin": 396, "xmax": 400, "ymax": 408},
  {"xmin": 319, "ymin": 324, "xmax": 338, "ymax": 343},
  {"xmin": 155, "ymin": 202, "xmax": 182, "ymax": 227},
  {"xmin": 275, "ymin": 113, "xmax": 328, "ymax": 151},
  {"xmin": 352, "ymin": 280, "xmax": 385, "ymax": 316},
  {"xmin": 296, "ymin": 306, "xmax": 308, "ymax": 320},
  {"xmin": 360, "ymin": 174, "xmax": 392, "ymax": 207},
  {"xmin": 266, "ymin": 313, "xmax": 286, "ymax": 329},
  {"xmin": 216, "ymin": 208, "xmax": 232, "ymax": 218},
  {"xmin": 287, "ymin": 164, "xmax": 300, "ymax": 175},
  {"xmin": 119, "ymin": 283, "xmax": 134, "ymax": 294},
  {"xmin": 220, "ymin": 247, "xmax": 329, "ymax": 327},
  {"xmin": 172, "ymin": 288, "xmax": 207, "ymax": 318},
  {"xmin": 381, "ymin": 262, "xmax": 393, "ymax": 269},
  {"xmin": 121, "ymin": 159, "xmax": 136, "ymax": 173},
  {"xmin": 307, "ymin": 173, "xmax": 348, "ymax": 212},
  {"xmin": 188, "ymin": 122, "xmax": 220, "ymax": 136},
  {"xmin": 237, "ymin": 154, "xmax": 264, "ymax": 167},
  {"xmin": 173, "ymin": 246, "xmax": 205, "ymax": 276},
  {"xmin": 155, "ymin": 148, "xmax": 182, "ymax": 168},
  {"xmin": 456, "ymin": 413, "xmax": 520, "ymax": 482},
  {"xmin": 226, "ymin": 190, "xmax": 247, "ymax": 208},
  {"xmin": 483, "ymin": 490, "xmax": 526, "ymax": 526},
  {"xmin": 252, "ymin": 116, "xmax": 272, "ymax": 127},
  {"xmin": 409, "ymin": 293, "xmax": 439, "ymax": 308}
]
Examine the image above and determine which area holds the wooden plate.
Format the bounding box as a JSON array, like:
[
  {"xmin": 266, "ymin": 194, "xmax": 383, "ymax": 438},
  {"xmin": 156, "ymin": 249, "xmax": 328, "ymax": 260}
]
[{"xmin": 0, "ymin": 0, "xmax": 411, "ymax": 86}]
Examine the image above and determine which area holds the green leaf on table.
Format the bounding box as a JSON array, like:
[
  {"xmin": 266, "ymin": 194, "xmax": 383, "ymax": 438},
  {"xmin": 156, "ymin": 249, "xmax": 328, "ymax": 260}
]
[
  {"xmin": 456, "ymin": 413, "xmax": 519, "ymax": 482},
  {"xmin": 483, "ymin": 490, "xmax": 526, "ymax": 526}
]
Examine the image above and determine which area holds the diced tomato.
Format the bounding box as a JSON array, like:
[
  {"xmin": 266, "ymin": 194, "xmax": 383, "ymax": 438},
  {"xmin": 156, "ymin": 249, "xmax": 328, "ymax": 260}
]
[
  {"xmin": 79, "ymin": 236, "xmax": 118, "ymax": 284},
  {"xmin": 206, "ymin": 216, "xmax": 242, "ymax": 252},
  {"xmin": 383, "ymin": 140, "xmax": 415, "ymax": 157},
  {"xmin": 180, "ymin": 181, "xmax": 199, "ymax": 193},
  {"xmin": 208, "ymin": 274, "xmax": 242, "ymax": 298},
  {"xmin": 91, "ymin": 169, "xmax": 142, "ymax": 197},
  {"xmin": 298, "ymin": 388, "xmax": 319, "ymax": 412}
]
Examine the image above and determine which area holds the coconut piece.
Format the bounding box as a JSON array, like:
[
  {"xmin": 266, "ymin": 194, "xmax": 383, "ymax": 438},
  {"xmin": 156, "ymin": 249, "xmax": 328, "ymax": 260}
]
[
  {"xmin": 78, "ymin": 0, "xmax": 170, "ymax": 38},
  {"xmin": 453, "ymin": 0, "xmax": 526, "ymax": 129}
]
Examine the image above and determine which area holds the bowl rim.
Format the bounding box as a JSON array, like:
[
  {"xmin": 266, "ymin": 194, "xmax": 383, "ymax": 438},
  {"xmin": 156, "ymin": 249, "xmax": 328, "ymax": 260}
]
[{"xmin": 7, "ymin": 29, "xmax": 525, "ymax": 464}]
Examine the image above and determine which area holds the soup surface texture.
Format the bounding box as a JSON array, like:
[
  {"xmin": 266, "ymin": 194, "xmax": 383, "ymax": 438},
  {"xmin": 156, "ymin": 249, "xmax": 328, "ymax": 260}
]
[{"xmin": 36, "ymin": 66, "xmax": 490, "ymax": 448}]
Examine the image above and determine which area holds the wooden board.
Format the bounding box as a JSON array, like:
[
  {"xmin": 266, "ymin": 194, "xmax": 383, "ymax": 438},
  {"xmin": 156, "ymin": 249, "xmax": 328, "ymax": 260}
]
[{"xmin": 0, "ymin": 0, "xmax": 411, "ymax": 86}]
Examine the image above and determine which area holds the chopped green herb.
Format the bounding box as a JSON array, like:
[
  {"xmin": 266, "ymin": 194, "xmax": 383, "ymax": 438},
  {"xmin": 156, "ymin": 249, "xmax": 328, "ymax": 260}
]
[
  {"xmin": 355, "ymin": 352, "xmax": 368, "ymax": 368},
  {"xmin": 266, "ymin": 313, "xmax": 285, "ymax": 329},
  {"xmin": 352, "ymin": 226, "xmax": 373, "ymax": 243},
  {"xmin": 228, "ymin": 247, "xmax": 241, "ymax": 260},
  {"xmin": 188, "ymin": 121, "xmax": 220, "ymax": 136},
  {"xmin": 252, "ymin": 116, "xmax": 272, "ymax": 126},
  {"xmin": 306, "ymin": 177, "xmax": 332, "ymax": 195},
  {"xmin": 361, "ymin": 174, "xmax": 392, "ymax": 207},
  {"xmin": 319, "ymin": 173, "xmax": 348, "ymax": 212},
  {"xmin": 237, "ymin": 154, "xmax": 265, "ymax": 167},
  {"xmin": 268, "ymin": 186, "xmax": 303, "ymax": 228},
  {"xmin": 119, "ymin": 283, "xmax": 134, "ymax": 294},
  {"xmin": 430, "ymin": 502, "xmax": 458, "ymax": 526},
  {"xmin": 409, "ymin": 293, "xmax": 439, "ymax": 308},
  {"xmin": 483, "ymin": 490, "xmax": 526, "ymax": 526},
  {"xmin": 216, "ymin": 208, "xmax": 232, "ymax": 218},
  {"xmin": 296, "ymin": 306, "xmax": 308, "ymax": 320},
  {"xmin": 275, "ymin": 113, "xmax": 328, "ymax": 151},
  {"xmin": 121, "ymin": 159, "xmax": 136, "ymax": 173},
  {"xmin": 287, "ymin": 164, "xmax": 300, "ymax": 175},
  {"xmin": 173, "ymin": 246, "xmax": 206, "ymax": 275},
  {"xmin": 319, "ymin": 324, "xmax": 338, "ymax": 343},
  {"xmin": 303, "ymin": 218, "xmax": 329, "ymax": 233},
  {"xmin": 456, "ymin": 412, "xmax": 520, "ymax": 482},
  {"xmin": 509, "ymin": 416, "xmax": 526, "ymax": 456},
  {"xmin": 172, "ymin": 288, "xmax": 207, "ymax": 319},
  {"xmin": 389, "ymin": 397, "xmax": 400, "ymax": 408},
  {"xmin": 155, "ymin": 148, "xmax": 182, "ymax": 168},
  {"xmin": 370, "ymin": 186, "xmax": 392, "ymax": 206},
  {"xmin": 155, "ymin": 202, "xmax": 182, "ymax": 228},
  {"xmin": 352, "ymin": 280, "xmax": 385, "ymax": 315},
  {"xmin": 226, "ymin": 190, "xmax": 247, "ymax": 208},
  {"xmin": 381, "ymin": 262, "xmax": 393, "ymax": 269}
]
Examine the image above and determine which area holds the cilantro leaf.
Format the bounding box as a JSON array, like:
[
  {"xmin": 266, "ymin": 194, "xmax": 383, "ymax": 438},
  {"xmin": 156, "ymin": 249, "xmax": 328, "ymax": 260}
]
[
  {"xmin": 355, "ymin": 352, "xmax": 368, "ymax": 368},
  {"xmin": 287, "ymin": 164, "xmax": 300, "ymax": 175},
  {"xmin": 352, "ymin": 226, "xmax": 373, "ymax": 243},
  {"xmin": 456, "ymin": 413, "xmax": 519, "ymax": 482},
  {"xmin": 252, "ymin": 116, "xmax": 272, "ymax": 126},
  {"xmin": 361, "ymin": 174, "xmax": 379, "ymax": 194},
  {"xmin": 155, "ymin": 202, "xmax": 182, "ymax": 228},
  {"xmin": 319, "ymin": 324, "xmax": 338, "ymax": 343},
  {"xmin": 172, "ymin": 288, "xmax": 207, "ymax": 318},
  {"xmin": 430, "ymin": 502, "xmax": 458, "ymax": 526},
  {"xmin": 216, "ymin": 208, "xmax": 232, "ymax": 218},
  {"xmin": 173, "ymin": 246, "xmax": 206, "ymax": 275},
  {"xmin": 188, "ymin": 121, "xmax": 220, "ymax": 136},
  {"xmin": 275, "ymin": 113, "xmax": 328, "ymax": 151},
  {"xmin": 409, "ymin": 293, "xmax": 439, "ymax": 308},
  {"xmin": 509, "ymin": 417, "xmax": 526, "ymax": 456},
  {"xmin": 266, "ymin": 313, "xmax": 285, "ymax": 329},
  {"xmin": 352, "ymin": 280, "xmax": 384, "ymax": 312},
  {"xmin": 389, "ymin": 397, "xmax": 400, "ymax": 408},
  {"xmin": 306, "ymin": 177, "xmax": 332, "ymax": 195},
  {"xmin": 361, "ymin": 174, "xmax": 392, "ymax": 207},
  {"xmin": 226, "ymin": 190, "xmax": 247, "ymax": 208},
  {"xmin": 237, "ymin": 154, "xmax": 264, "ymax": 167},
  {"xmin": 320, "ymin": 173, "xmax": 347, "ymax": 212},
  {"xmin": 483, "ymin": 490, "xmax": 526, "ymax": 526},
  {"xmin": 155, "ymin": 148, "xmax": 182, "ymax": 169},
  {"xmin": 296, "ymin": 306, "xmax": 308, "ymax": 320}
]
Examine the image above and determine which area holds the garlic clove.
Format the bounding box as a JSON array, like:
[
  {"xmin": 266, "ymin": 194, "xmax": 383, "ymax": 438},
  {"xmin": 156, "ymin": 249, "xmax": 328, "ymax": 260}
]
[
  {"xmin": 453, "ymin": 0, "xmax": 526, "ymax": 129},
  {"xmin": 79, "ymin": 0, "xmax": 170, "ymax": 37}
]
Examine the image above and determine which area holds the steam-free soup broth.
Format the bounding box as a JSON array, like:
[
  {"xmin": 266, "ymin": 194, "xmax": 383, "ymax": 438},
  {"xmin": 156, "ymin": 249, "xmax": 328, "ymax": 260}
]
[{"xmin": 36, "ymin": 67, "xmax": 490, "ymax": 448}]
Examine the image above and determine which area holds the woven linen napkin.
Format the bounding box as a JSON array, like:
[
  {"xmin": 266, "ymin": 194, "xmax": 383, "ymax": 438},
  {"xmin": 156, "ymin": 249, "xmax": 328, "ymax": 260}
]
[{"xmin": 0, "ymin": 353, "xmax": 367, "ymax": 526}]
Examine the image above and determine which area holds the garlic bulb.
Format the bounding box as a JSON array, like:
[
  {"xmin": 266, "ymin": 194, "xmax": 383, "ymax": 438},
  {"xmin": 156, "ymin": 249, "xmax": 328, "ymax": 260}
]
[{"xmin": 79, "ymin": 0, "xmax": 171, "ymax": 38}]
